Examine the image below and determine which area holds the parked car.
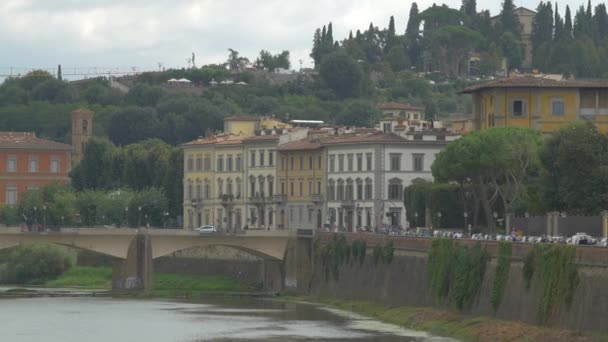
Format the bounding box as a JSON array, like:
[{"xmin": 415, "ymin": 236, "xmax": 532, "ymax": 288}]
[
  {"xmin": 601, "ymin": 238, "xmax": 608, "ymax": 247},
  {"xmin": 569, "ymin": 233, "xmax": 596, "ymax": 245},
  {"xmin": 196, "ymin": 225, "xmax": 217, "ymax": 234}
]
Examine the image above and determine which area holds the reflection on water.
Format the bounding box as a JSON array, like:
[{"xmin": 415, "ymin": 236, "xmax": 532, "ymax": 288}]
[{"xmin": 0, "ymin": 296, "xmax": 457, "ymax": 341}]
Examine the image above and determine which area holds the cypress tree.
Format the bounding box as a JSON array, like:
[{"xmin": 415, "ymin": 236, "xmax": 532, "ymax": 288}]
[
  {"xmin": 532, "ymin": 2, "xmax": 554, "ymax": 67},
  {"xmin": 461, "ymin": 0, "xmax": 477, "ymax": 16},
  {"xmin": 593, "ymin": 4, "xmax": 608, "ymax": 42},
  {"xmin": 356, "ymin": 29, "xmax": 363, "ymax": 41},
  {"xmin": 405, "ymin": 2, "xmax": 421, "ymax": 69},
  {"xmin": 310, "ymin": 28, "xmax": 323, "ymax": 67},
  {"xmin": 405, "ymin": 2, "xmax": 420, "ymax": 40},
  {"xmin": 386, "ymin": 16, "xmax": 396, "ymax": 51},
  {"xmin": 565, "ymin": 5, "xmax": 573, "ymax": 39},
  {"xmin": 348, "ymin": 30, "xmax": 353, "ymax": 41},
  {"xmin": 573, "ymin": 5, "xmax": 587, "ymax": 38},
  {"xmin": 57, "ymin": 64, "xmax": 62, "ymax": 81},
  {"xmin": 500, "ymin": 0, "xmax": 520, "ymax": 36},
  {"xmin": 327, "ymin": 22, "xmax": 334, "ymax": 47},
  {"xmin": 554, "ymin": 3, "xmax": 565, "ymax": 41}
]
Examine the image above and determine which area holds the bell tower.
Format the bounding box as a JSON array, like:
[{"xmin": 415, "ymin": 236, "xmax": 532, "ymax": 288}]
[{"xmin": 71, "ymin": 108, "xmax": 94, "ymax": 164}]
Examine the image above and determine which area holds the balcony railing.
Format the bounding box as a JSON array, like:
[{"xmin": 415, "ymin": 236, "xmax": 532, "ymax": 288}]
[
  {"xmin": 341, "ymin": 199, "xmax": 355, "ymax": 208},
  {"xmin": 273, "ymin": 194, "xmax": 287, "ymax": 204},
  {"xmin": 311, "ymin": 194, "xmax": 324, "ymax": 204}
]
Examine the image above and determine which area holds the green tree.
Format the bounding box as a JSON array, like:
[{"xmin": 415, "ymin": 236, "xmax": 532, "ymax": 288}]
[
  {"xmin": 385, "ymin": 45, "xmax": 410, "ymax": 72},
  {"xmin": 540, "ymin": 123, "xmax": 608, "ymax": 215},
  {"xmin": 319, "ymin": 50, "xmax": 364, "ymax": 98},
  {"xmin": 432, "ymin": 128, "xmax": 542, "ymax": 231},
  {"xmin": 336, "ymin": 100, "xmax": 379, "ymax": 127},
  {"xmin": 71, "ymin": 138, "xmax": 116, "ymax": 191},
  {"xmin": 227, "ymin": 48, "xmax": 249, "ymax": 71},
  {"xmin": 124, "ymin": 84, "xmax": 165, "ymax": 107},
  {"xmin": 108, "ymin": 107, "xmax": 160, "ymax": 145},
  {"xmin": 256, "ymin": 50, "xmax": 291, "ymax": 71},
  {"xmin": 405, "ymin": 2, "xmax": 422, "ymax": 67},
  {"xmin": 500, "ymin": 32, "xmax": 523, "ymax": 69},
  {"xmin": 499, "ymin": 0, "xmax": 520, "ymax": 36}
]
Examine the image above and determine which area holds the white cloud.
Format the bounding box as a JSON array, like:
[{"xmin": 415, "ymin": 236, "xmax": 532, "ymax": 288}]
[{"xmin": 0, "ymin": 0, "xmax": 589, "ymax": 73}]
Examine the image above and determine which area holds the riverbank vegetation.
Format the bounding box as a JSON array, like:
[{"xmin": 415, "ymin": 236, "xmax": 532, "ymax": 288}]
[
  {"xmin": 427, "ymin": 238, "xmax": 488, "ymax": 310},
  {"xmin": 0, "ymin": 244, "xmax": 75, "ymax": 285},
  {"xmin": 286, "ymin": 296, "xmax": 605, "ymax": 342},
  {"xmin": 523, "ymin": 244, "xmax": 579, "ymax": 324},
  {"xmin": 44, "ymin": 265, "xmax": 254, "ymax": 295},
  {"xmin": 491, "ymin": 241, "xmax": 512, "ymax": 312}
]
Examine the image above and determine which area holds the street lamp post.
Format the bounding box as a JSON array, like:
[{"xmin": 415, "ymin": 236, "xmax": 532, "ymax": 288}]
[
  {"xmin": 138, "ymin": 206, "xmax": 142, "ymax": 227},
  {"xmin": 42, "ymin": 205, "xmax": 47, "ymax": 231},
  {"xmin": 33, "ymin": 206, "xmax": 38, "ymax": 231},
  {"xmin": 125, "ymin": 207, "xmax": 129, "ymax": 227},
  {"xmin": 436, "ymin": 212, "xmax": 442, "ymax": 229},
  {"xmin": 464, "ymin": 212, "xmax": 469, "ymax": 236},
  {"xmin": 163, "ymin": 212, "xmax": 169, "ymax": 229},
  {"xmin": 414, "ymin": 212, "xmax": 419, "ymax": 228}
]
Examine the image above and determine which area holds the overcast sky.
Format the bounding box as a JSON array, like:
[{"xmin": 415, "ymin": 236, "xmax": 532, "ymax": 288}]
[{"xmin": 0, "ymin": 0, "xmax": 590, "ymax": 78}]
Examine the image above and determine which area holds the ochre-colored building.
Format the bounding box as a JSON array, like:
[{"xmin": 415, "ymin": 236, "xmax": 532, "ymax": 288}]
[
  {"xmin": 0, "ymin": 132, "xmax": 72, "ymax": 206},
  {"xmin": 460, "ymin": 76, "xmax": 608, "ymax": 134},
  {"xmin": 276, "ymin": 139, "xmax": 326, "ymax": 230}
]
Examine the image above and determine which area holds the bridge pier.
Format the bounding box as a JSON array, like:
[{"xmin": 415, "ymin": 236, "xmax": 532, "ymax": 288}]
[{"xmin": 112, "ymin": 233, "xmax": 153, "ymax": 292}]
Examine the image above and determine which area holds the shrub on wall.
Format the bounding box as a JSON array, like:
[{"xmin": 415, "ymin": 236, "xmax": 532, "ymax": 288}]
[
  {"xmin": 522, "ymin": 244, "xmax": 579, "ymax": 324},
  {"xmin": 427, "ymin": 238, "xmax": 489, "ymax": 310},
  {"xmin": 0, "ymin": 244, "xmax": 75, "ymax": 284},
  {"xmin": 491, "ymin": 241, "xmax": 512, "ymax": 312}
]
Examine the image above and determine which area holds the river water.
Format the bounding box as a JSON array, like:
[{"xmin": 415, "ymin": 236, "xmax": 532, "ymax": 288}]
[{"xmin": 0, "ymin": 296, "xmax": 456, "ymax": 341}]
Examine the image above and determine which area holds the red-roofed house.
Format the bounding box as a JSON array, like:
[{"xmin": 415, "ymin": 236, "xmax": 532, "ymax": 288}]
[{"xmin": 0, "ymin": 132, "xmax": 72, "ymax": 206}]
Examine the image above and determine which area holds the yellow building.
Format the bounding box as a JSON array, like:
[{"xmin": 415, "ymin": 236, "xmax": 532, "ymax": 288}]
[
  {"xmin": 276, "ymin": 139, "xmax": 326, "ymax": 230},
  {"xmin": 224, "ymin": 116, "xmax": 293, "ymax": 136},
  {"xmin": 182, "ymin": 136, "xmax": 217, "ymax": 229},
  {"xmin": 460, "ymin": 76, "xmax": 608, "ymax": 134}
]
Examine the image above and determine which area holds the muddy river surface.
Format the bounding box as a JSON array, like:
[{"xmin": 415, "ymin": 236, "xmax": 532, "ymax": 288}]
[{"xmin": 0, "ymin": 296, "xmax": 457, "ymax": 341}]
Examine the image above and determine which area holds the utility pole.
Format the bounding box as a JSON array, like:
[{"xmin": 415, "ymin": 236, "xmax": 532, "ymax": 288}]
[{"xmin": 192, "ymin": 52, "xmax": 196, "ymax": 68}]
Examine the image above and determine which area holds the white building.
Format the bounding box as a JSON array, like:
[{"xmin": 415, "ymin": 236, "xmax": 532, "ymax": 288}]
[{"xmin": 324, "ymin": 132, "xmax": 454, "ymax": 232}]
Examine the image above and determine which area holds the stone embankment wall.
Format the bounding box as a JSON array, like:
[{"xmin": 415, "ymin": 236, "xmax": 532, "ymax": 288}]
[{"xmin": 308, "ymin": 233, "xmax": 608, "ymax": 333}]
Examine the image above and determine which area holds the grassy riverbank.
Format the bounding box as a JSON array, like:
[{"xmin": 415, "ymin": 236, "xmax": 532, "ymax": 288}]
[
  {"xmin": 45, "ymin": 266, "xmax": 256, "ymax": 295},
  {"xmin": 284, "ymin": 296, "xmax": 607, "ymax": 342}
]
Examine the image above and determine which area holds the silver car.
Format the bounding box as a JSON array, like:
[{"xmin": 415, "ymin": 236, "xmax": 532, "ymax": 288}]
[{"xmin": 196, "ymin": 225, "xmax": 217, "ymax": 234}]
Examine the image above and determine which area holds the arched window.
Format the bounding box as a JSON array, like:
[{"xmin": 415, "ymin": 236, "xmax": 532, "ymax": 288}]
[
  {"xmin": 365, "ymin": 178, "xmax": 373, "ymax": 200},
  {"xmin": 388, "ymin": 178, "xmax": 403, "ymax": 200},
  {"xmin": 195, "ymin": 181, "xmax": 202, "ymax": 200},
  {"xmin": 337, "ymin": 179, "xmax": 345, "ymax": 201},
  {"xmin": 356, "ymin": 178, "xmax": 363, "ymax": 200},
  {"xmin": 217, "ymin": 178, "xmax": 224, "ymax": 197},
  {"xmin": 226, "ymin": 178, "xmax": 233, "ymax": 196},
  {"xmin": 327, "ymin": 180, "xmax": 336, "ymax": 201},
  {"xmin": 187, "ymin": 180, "xmax": 193, "ymax": 200},
  {"xmin": 345, "ymin": 178, "xmax": 354, "ymax": 200},
  {"xmin": 249, "ymin": 176, "xmax": 256, "ymax": 197},
  {"xmin": 82, "ymin": 119, "xmax": 88, "ymax": 133},
  {"xmin": 204, "ymin": 179, "xmax": 211, "ymax": 199},
  {"xmin": 236, "ymin": 178, "xmax": 242, "ymax": 198},
  {"xmin": 258, "ymin": 175, "xmax": 265, "ymax": 197},
  {"xmin": 267, "ymin": 176, "xmax": 274, "ymax": 197}
]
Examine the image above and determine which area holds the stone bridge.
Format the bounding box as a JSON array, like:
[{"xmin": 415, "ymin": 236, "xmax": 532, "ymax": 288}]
[{"xmin": 0, "ymin": 228, "xmax": 295, "ymax": 291}]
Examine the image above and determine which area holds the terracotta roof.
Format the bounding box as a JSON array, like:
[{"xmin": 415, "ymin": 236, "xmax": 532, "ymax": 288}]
[
  {"xmin": 277, "ymin": 139, "xmax": 322, "ymax": 151},
  {"xmin": 224, "ymin": 116, "xmax": 260, "ymax": 121},
  {"xmin": 322, "ymin": 132, "xmax": 453, "ymax": 145},
  {"xmin": 0, "ymin": 132, "xmax": 72, "ymax": 150},
  {"xmin": 378, "ymin": 102, "xmax": 424, "ymax": 111},
  {"xmin": 242, "ymin": 135, "xmax": 280, "ymax": 142},
  {"xmin": 71, "ymin": 108, "xmax": 94, "ymax": 115},
  {"xmin": 460, "ymin": 76, "xmax": 608, "ymax": 93}
]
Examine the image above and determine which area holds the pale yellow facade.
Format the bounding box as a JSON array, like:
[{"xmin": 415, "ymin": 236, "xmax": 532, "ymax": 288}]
[
  {"xmin": 277, "ymin": 144, "xmax": 326, "ymax": 230},
  {"xmin": 469, "ymin": 86, "xmax": 608, "ymax": 134}
]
